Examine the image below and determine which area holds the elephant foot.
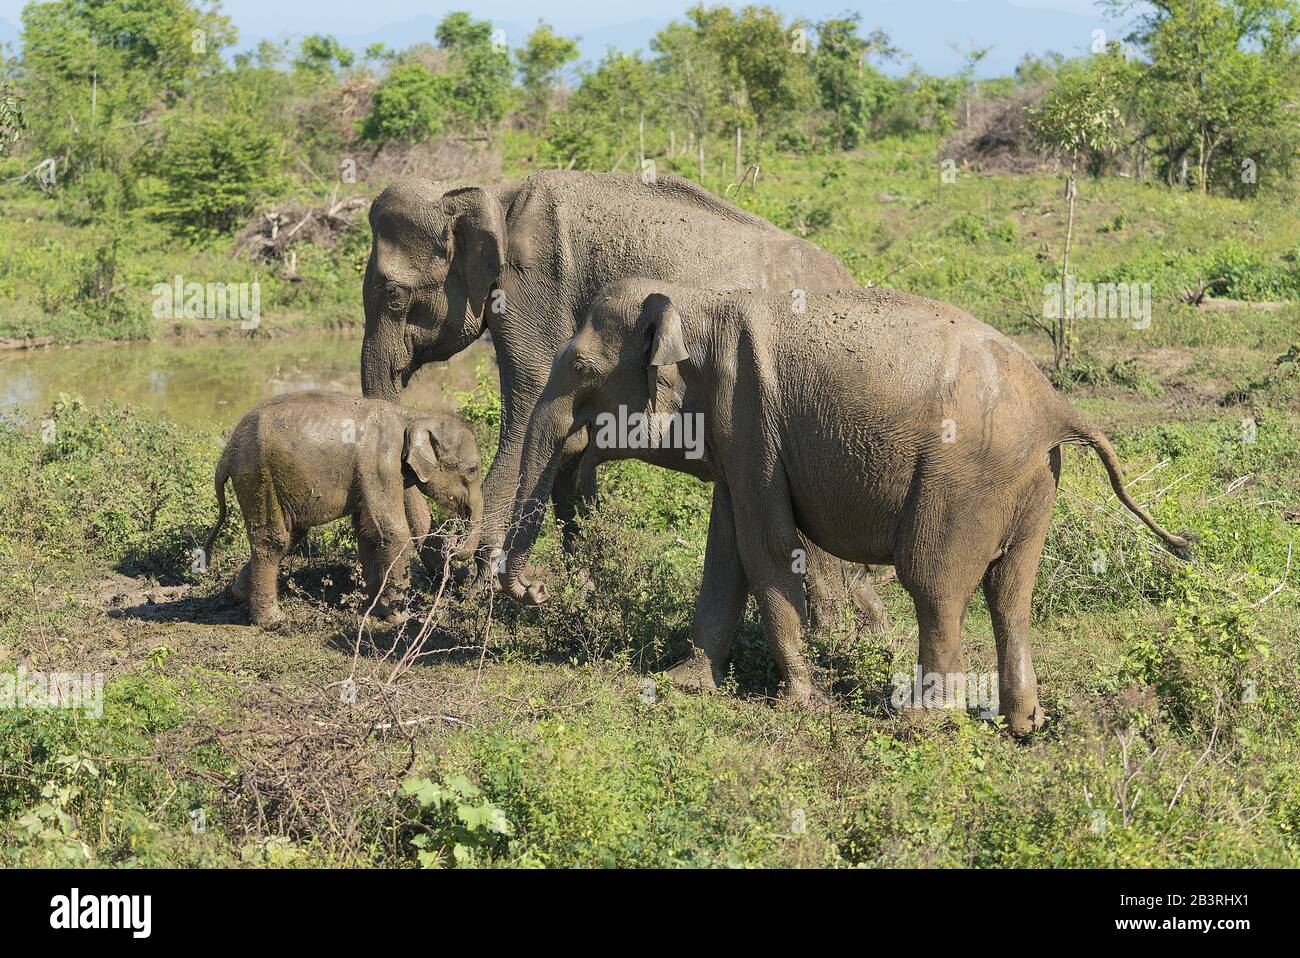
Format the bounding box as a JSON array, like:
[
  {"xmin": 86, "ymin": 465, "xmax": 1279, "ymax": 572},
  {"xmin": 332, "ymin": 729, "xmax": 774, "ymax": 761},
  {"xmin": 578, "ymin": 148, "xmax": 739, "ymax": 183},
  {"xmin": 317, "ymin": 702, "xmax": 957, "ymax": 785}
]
[
  {"xmin": 895, "ymin": 705, "xmax": 953, "ymax": 730},
  {"xmin": 1002, "ymin": 694, "xmax": 1047, "ymax": 737},
  {"xmin": 252, "ymin": 605, "xmax": 285, "ymax": 629},
  {"xmin": 230, "ymin": 564, "xmax": 251, "ymax": 603},
  {"xmin": 666, "ymin": 652, "xmax": 720, "ymax": 694},
  {"xmin": 851, "ymin": 582, "xmax": 890, "ymax": 634},
  {"xmin": 780, "ymin": 678, "xmax": 831, "ymax": 711},
  {"xmin": 371, "ymin": 599, "xmax": 409, "ymax": 625}
]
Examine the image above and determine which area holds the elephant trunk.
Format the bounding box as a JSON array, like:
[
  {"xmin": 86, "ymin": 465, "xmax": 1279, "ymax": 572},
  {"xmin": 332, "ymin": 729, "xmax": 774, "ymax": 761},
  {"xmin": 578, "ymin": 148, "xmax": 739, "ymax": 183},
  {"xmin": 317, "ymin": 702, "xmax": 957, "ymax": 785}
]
[
  {"xmin": 499, "ymin": 391, "xmax": 576, "ymax": 605},
  {"xmin": 360, "ymin": 326, "xmax": 405, "ymax": 402},
  {"xmin": 451, "ymin": 485, "xmax": 484, "ymax": 563}
]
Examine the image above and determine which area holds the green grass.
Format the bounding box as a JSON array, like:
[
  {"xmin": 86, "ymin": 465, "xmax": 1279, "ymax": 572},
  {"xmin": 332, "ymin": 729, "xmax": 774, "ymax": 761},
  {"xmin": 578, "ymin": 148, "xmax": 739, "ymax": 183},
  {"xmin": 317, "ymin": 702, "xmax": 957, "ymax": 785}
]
[
  {"xmin": 1, "ymin": 133, "xmax": 1297, "ymax": 868},
  {"xmin": 1, "ymin": 355, "xmax": 1296, "ymax": 867}
]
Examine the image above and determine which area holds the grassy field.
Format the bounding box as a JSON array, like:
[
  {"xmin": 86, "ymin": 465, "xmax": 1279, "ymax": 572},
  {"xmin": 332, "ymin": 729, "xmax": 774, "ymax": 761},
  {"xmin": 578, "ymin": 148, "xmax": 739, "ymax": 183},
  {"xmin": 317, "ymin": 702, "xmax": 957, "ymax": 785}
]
[{"xmin": 1, "ymin": 135, "xmax": 1297, "ymax": 867}]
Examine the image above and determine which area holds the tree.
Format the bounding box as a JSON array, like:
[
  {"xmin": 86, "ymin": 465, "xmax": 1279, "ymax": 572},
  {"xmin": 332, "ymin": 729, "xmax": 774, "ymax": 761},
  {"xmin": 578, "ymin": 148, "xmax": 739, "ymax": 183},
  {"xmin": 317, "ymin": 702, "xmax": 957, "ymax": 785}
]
[
  {"xmin": 813, "ymin": 15, "xmax": 897, "ymax": 149},
  {"xmin": 1027, "ymin": 57, "xmax": 1123, "ymax": 368},
  {"xmin": 1117, "ymin": 0, "xmax": 1300, "ymax": 193},
  {"xmin": 294, "ymin": 34, "xmax": 355, "ymax": 75},
  {"xmin": 0, "ymin": 81, "xmax": 23, "ymax": 157},
  {"xmin": 954, "ymin": 42, "xmax": 992, "ymax": 128},
  {"xmin": 690, "ymin": 4, "xmax": 816, "ymax": 154},
  {"xmin": 436, "ymin": 12, "xmax": 494, "ymax": 51},
  {"xmin": 652, "ymin": 20, "xmax": 724, "ymax": 157},
  {"xmin": 436, "ymin": 13, "xmax": 511, "ymax": 142},
  {"xmin": 545, "ymin": 50, "xmax": 656, "ymax": 168},
  {"xmin": 19, "ymin": 0, "xmax": 234, "ymax": 195},
  {"xmin": 516, "ymin": 22, "xmax": 579, "ymax": 129},
  {"xmin": 151, "ymin": 111, "xmax": 284, "ymax": 237},
  {"xmin": 359, "ymin": 64, "xmax": 453, "ymax": 144}
]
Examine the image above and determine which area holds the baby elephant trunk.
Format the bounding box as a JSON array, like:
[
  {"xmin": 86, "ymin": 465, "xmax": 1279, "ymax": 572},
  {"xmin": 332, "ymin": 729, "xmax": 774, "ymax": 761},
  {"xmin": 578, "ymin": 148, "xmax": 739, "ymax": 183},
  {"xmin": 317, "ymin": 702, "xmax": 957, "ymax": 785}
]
[{"xmin": 448, "ymin": 485, "xmax": 484, "ymax": 563}]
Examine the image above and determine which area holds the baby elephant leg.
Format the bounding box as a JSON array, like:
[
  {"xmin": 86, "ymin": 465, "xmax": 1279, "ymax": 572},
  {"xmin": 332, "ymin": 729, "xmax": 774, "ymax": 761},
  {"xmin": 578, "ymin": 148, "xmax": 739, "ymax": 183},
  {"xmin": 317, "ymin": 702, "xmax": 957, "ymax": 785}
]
[
  {"xmin": 232, "ymin": 476, "xmax": 295, "ymax": 628},
  {"xmin": 246, "ymin": 528, "xmax": 296, "ymax": 628},
  {"xmin": 669, "ymin": 483, "xmax": 749, "ymax": 693},
  {"xmin": 803, "ymin": 541, "xmax": 889, "ymax": 635},
  {"xmin": 731, "ymin": 481, "xmax": 819, "ymax": 706},
  {"xmin": 354, "ymin": 512, "xmax": 413, "ymax": 624},
  {"xmin": 231, "ymin": 529, "xmax": 305, "ymax": 605}
]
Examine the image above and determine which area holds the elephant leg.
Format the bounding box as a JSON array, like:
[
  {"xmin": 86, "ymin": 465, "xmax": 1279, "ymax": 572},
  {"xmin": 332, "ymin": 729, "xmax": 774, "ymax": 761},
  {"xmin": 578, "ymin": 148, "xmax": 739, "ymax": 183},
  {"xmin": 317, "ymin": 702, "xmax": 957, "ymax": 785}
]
[
  {"xmin": 357, "ymin": 511, "xmax": 412, "ymax": 623},
  {"xmin": 247, "ymin": 542, "xmax": 287, "ymax": 628},
  {"xmin": 552, "ymin": 450, "xmax": 597, "ymax": 554},
  {"xmin": 983, "ymin": 474, "xmax": 1056, "ymax": 735},
  {"xmin": 403, "ymin": 486, "xmax": 447, "ymax": 583},
  {"xmin": 912, "ymin": 596, "xmax": 968, "ymax": 685},
  {"xmin": 848, "ymin": 571, "xmax": 890, "ymax": 634},
  {"xmin": 730, "ymin": 476, "xmax": 818, "ymax": 706},
  {"xmin": 404, "ymin": 485, "xmax": 456, "ymax": 586},
  {"xmin": 231, "ymin": 529, "xmax": 306, "ymax": 604},
  {"xmin": 230, "ymin": 562, "xmax": 251, "ymax": 603},
  {"xmin": 803, "ymin": 541, "xmax": 889, "ymax": 635},
  {"xmin": 668, "ymin": 482, "xmax": 749, "ymax": 693},
  {"xmin": 895, "ymin": 510, "xmax": 989, "ymax": 714}
]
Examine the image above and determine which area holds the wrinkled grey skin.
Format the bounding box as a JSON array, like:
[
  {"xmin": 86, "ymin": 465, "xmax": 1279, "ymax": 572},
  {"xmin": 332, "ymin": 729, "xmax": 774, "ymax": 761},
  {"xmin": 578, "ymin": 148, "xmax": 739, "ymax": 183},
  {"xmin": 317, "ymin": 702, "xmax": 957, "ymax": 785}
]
[
  {"xmin": 360, "ymin": 170, "xmax": 885, "ymax": 629},
  {"xmin": 501, "ymin": 340, "xmax": 887, "ymax": 633},
  {"xmin": 502, "ymin": 280, "xmax": 1193, "ymax": 733},
  {"xmin": 204, "ymin": 391, "xmax": 483, "ymax": 627}
]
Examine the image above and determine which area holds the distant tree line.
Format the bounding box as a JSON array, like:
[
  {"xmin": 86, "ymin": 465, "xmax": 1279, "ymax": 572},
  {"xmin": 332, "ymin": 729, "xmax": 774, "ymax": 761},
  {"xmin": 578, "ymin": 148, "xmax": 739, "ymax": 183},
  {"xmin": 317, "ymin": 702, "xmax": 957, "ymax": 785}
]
[{"xmin": 0, "ymin": 0, "xmax": 1294, "ymax": 239}]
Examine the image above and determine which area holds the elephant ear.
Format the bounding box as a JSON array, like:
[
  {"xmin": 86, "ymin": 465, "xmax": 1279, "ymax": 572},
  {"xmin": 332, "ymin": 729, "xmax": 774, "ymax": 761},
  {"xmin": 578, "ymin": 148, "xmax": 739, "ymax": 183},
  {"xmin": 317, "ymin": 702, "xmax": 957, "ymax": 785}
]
[
  {"xmin": 637, "ymin": 293, "xmax": 690, "ymax": 410},
  {"xmin": 446, "ymin": 187, "xmax": 506, "ymax": 323},
  {"xmin": 403, "ymin": 423, "xmax": 441, "ymax": 485}
]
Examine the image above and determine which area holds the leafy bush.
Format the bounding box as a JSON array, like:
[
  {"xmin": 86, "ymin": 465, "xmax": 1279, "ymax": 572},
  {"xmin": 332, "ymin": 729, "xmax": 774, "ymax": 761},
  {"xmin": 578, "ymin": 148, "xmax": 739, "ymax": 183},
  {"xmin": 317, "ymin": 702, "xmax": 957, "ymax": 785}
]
[
  {"xmin": 944, "ymin": 211, "xmax": 1018, "ymax": 244},
  {"xmin": 359, "ymin": 64, "xmax": 453, "ymax": 145},
  {"xmin": 0, "ymin": 397, "xmax": 220, "ymax": 582},
  {"xmin": 402, "ymin": 775, "xmax": 517, "ymax": 868},
  {"xmin": 1121, "ymin": 564, "xmax": 1272, "ymax": 733},
  {"xmin": 151, "ymin": 112, "xmax": 286, "ymax": 237}
]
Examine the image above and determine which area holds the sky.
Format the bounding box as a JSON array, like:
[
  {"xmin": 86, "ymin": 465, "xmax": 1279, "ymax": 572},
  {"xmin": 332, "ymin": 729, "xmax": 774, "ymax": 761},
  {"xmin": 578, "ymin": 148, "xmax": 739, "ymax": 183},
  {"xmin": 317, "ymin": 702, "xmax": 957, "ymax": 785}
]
[{"xmin": 0, "ymin": 0, "xmax": 1140, "ymax": 77}]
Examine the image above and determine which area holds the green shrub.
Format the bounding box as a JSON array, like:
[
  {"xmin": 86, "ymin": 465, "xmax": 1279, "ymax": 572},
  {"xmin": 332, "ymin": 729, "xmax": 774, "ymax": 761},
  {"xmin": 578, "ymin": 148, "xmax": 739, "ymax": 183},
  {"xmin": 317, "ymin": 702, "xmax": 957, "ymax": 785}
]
[
  {"xmin": 401, "ymin": 775, "xmax": 518, "ymax": 868},
  {"xmin": 1121, "ymin": 564, "xmax": 1272, "ymax": 733},
  {"xmin": 359, "ymin": 64, "xmax": 453, "ymax": 145},
  {"xmin": 151, "ymin": 112, "xmax": 286, "ymax": 237}
]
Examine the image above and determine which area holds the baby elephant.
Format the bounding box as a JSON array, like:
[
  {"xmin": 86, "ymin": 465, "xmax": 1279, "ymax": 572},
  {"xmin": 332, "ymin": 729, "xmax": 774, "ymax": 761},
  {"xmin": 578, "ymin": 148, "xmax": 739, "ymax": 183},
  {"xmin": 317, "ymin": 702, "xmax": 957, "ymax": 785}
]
[
  {"xmin": 501, "ymin": 279, "xmax": 1193, "ymax": 734},
  {"xmin": 204, "ymin": 391, "xmax": 483, "ymax": 626}
]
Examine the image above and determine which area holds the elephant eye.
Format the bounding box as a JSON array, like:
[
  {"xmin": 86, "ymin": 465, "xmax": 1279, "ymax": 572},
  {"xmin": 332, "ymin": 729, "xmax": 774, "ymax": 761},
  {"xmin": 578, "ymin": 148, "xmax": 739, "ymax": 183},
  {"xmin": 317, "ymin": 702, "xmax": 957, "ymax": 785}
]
[{"xmin": 385, "ymin": 284, "xmax": 410, "ymax": 311}]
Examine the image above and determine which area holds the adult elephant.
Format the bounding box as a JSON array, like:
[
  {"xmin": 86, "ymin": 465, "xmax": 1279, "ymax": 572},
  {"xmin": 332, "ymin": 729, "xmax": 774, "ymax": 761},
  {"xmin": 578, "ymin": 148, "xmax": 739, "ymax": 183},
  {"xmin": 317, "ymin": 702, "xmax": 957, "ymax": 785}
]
[{"xmin": 360, "ymin": 170, "xmax": 885, "ymax": 628}]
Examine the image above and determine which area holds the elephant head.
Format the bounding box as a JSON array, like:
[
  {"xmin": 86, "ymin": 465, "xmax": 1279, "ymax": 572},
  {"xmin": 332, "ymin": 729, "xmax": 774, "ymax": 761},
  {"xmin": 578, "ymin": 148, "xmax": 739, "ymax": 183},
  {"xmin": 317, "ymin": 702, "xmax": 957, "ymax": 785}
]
[
  {"xmin": 361, "ymin": 180, "xmax": 506, "ymax": 401},
  {"xmin": 500, "ymin": 282, "xmax": 691, "ymax": 604},
  {"xmin": 404, "ymin": 413, "xmax": 485, "ymax": 562}
]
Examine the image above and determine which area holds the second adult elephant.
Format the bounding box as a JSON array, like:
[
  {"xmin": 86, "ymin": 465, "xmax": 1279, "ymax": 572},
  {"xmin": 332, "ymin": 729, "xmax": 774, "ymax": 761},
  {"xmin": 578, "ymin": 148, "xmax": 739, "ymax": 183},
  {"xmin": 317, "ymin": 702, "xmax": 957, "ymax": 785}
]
[
  {"xmin": 360, "ymin": 170, "xmax": 886, "ymax": 628},
  {"xmin": 500, "ymin": 279, "xmax": 1194, "ymax": 732}
]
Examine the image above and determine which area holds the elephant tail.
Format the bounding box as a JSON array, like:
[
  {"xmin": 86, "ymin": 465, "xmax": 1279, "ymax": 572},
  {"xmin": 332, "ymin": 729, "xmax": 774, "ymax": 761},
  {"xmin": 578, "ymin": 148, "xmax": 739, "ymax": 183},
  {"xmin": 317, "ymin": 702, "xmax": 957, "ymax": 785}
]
[
  {"xmin": 202, "ymin": 459, "xmax": 232, "ymax": 568},
  {"xmin": 1053, "ymin": 419, "xmax": 1195, "ymax": 560}
]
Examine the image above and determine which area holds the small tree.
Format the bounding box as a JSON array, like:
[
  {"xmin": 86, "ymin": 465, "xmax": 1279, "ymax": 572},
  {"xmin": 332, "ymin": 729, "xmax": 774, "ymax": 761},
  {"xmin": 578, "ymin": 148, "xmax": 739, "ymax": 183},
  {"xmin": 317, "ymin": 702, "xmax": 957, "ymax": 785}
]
[
  {"xmin": 151, "ymin": 112, "xmax": 284, "ymax": 237},
  {"xmin": 435, "ymin": 13, "xmax": 511, "ymax": 142},
  {"xmin": 0, "ymin": 81, "xmax": 24, "ymax": 157},
  {"xmin": 516, "ymin": 22, "xmax": 579, "ymax": 130},
  {"xmin": 435, "ymin": 12, "xmax": 494, "ymax": 51},
  {"xmin": 293, "ymin": 34, "xmax": 355, "ymax": 76},
  {"xmin": 813, "ymin": 16, "xmax": 897, "ymax": 149},
  {"xmin": 1027, "ymin": 59, "xmax": 1121, "ymax": 368},
  {"xmin": 359, "ymin": 64, "xmax": 453, "ymax": 145},
  {"xmin": 652, "ymin": 21, "xmax": 724, "ymax": 165}
]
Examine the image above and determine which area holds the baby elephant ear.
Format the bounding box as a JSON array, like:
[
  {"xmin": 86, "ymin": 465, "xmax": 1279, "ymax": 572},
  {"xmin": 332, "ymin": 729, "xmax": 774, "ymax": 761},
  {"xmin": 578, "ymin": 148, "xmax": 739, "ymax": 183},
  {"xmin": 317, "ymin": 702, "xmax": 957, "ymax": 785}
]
[
  {"xmin": 403, "ymin": 423, "xmax": 440, "ymax": 485},
  {"xmin": 639, "ymin": 293, "xmax": 689, "ymax": 368},
  {"xmin": 637, "ymin": 293, "xmax": 689, "ymax": 413}
]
